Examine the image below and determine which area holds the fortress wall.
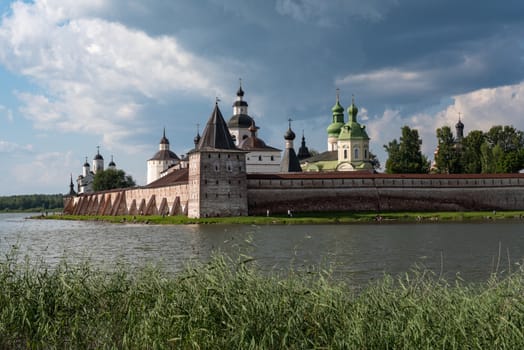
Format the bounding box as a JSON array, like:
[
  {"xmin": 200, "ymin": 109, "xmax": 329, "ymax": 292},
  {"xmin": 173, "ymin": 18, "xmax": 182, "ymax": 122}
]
[
  {"xmin": 64, "ymin": 184, "xmax": 189, "ymax": 216},
  {"xmin": 247, "ymin": 176, "xmax": 524, "ymax": 215}
]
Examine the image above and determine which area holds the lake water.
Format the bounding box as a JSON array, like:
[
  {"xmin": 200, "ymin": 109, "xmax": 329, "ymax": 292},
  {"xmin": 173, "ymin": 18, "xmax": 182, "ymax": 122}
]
[{"xmin": 1, "ymin": 213, "xmax": 524, "ymax": 285}]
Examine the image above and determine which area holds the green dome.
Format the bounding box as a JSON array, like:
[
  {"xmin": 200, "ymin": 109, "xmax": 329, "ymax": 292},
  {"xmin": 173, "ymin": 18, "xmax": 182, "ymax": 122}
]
[
  {"xmin": 327, "ymin": 121, "xmax": 344, "ymax": 137},
  {"xmin": 348, "ymin": 103, "xmax": 359, "ymax": 122},
  {"xmin": 332, "ymin": 100, "xmax": 344, "ymax": 114}
]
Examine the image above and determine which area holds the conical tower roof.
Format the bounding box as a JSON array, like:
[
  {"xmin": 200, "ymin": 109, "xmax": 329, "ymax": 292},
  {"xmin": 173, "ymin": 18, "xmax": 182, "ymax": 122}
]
[{"xmin": 198, "ymin": 103, "xmax": 237, "ymax": 150}]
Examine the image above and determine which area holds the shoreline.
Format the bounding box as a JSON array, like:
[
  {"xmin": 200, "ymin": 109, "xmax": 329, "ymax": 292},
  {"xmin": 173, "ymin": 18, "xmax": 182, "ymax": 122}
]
[{"xmin": 36, "ymin": 210, "xmax": 524, "ymax": 225}]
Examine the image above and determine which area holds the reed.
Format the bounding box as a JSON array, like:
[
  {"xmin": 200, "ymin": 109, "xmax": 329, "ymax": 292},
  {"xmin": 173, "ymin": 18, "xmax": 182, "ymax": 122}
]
[{"xmin": 1, "ymin": 249, "xmax": 523, "ymax": 349}]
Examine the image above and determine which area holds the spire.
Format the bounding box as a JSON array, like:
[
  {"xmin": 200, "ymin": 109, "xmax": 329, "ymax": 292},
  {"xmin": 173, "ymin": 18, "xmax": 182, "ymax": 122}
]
[
  {"xmin": 237, "ymin": 78, "xmax": 244, "ymax": 97},
  {"xmin": 68, "ymin": 174, "xmax": 77, "ymax": 196},
  {"xmin": 194, "ymin": 123, "xmax": 201, "ymax": 147},
  {"xmin": 197, "ymin": 103, "xmax": 237, "ymax": 150},
  {"xmin": 455, "ymin": 112, "xmax": 464, "ymax": 142},
  {"xmin": 160, "ymin": 127, "xmax": 169, "ymax": 145},
  {"xmin": 297, "ymin": 130, "xmax": 311, "ymax": 160}
]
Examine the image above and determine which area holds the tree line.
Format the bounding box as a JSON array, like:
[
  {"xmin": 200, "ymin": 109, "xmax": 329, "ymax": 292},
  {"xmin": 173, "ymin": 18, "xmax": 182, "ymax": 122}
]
[
  {"xmin": 384, "ymin": 125, "xmax": 524, "ymax": 174},
  {"xmin": 0, "ymin": 194, "xmax": 64, "ymax": 211}
]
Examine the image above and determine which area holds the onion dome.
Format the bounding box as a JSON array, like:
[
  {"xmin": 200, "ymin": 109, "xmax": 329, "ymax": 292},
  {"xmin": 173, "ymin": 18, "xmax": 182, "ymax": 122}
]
[
  {"xmin": 327, "ymin": 90, "xmax": 345, "ymax": 137},
  {"xmin": 348, "ymin": 96, "xmax": 359, "ymax": 123},
  {"xmin": 455, "ymin": 118, "xmax": 464, "ymax": 129},
  {"xmin": 94, "ymin": 147, "xmax": 103, "ymax": 160},
  {"xmin": 194, "ymin": 132, "xmax": 201, "ymax": 147},
  {"xmin": 237, "ymin": 85, "xmax": 244, "ymax": 98},
  {"xmin": 108, "ymin": 155, "xmax": 116, "ymax": 167},
  {"xmin": 83, "ymin": 157, "xmax": 90, "ymax": 167},
  {"xmin": 284, "ymin": 119, "xmax": 296, "ymax": 140}
]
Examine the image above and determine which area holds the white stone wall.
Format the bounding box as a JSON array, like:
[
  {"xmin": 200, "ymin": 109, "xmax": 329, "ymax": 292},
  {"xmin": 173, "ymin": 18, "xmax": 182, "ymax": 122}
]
[{"xmin": 245, "ymin": 150, "xmax": 281, "ymax": 173}]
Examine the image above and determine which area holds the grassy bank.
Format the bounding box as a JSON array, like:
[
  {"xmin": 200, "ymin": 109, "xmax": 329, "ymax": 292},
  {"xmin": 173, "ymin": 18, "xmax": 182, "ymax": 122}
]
[
  {"xmin": 1, "ymin": 251, "xmax": 524, "ymax": 349},
  {"xmin": 41, "ymin": 210, "xmax": 524, "ymax": 225}
]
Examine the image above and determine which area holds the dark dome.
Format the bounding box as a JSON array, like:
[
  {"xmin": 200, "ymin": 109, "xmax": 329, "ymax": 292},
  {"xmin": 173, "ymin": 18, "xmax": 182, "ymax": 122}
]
[
  {"xmin": 237, "ymin": 86, "xmax": 244, "ymax": 97},
  {"xmin": 94, "ymin": 153, "xmax": 103, "ymax": 160},
  {"xmin": 160, "ymin": 135, "xmax": 169, "ymax": 144},
  {"xmin": 228, "ymin": 114, "xmax": 254, "ymax": 128},
  {"xmin": 284, "ymin": 128, "xmax": 296, "ymax": 140},
  {"xmin": 108, "ymin": 161, "xmax": 116, "ymax": 167},
  {"xmin": 232, "ymin": 100, "xmax": 248, "ymax": 108},
  {"xmin": 456, "ymin": 120, "xmax": 464, "ymax": 128}
]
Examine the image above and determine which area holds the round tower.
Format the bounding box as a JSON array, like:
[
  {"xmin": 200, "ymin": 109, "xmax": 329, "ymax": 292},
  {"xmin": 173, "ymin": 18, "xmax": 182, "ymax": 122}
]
[
  {"xmin": 82, "ymin": 156, "xmax": 90, "ymax": 177},
  {"xmin": 228, "ymin": 79, "xmax": 254, "ymax": 146},
  {"xmin": 92, "ymin": 146, "xmax": 104, "ymax": 174},
  {"xmin": 147, "ymin": 128, "xmax": 180, "ymax": 184}
]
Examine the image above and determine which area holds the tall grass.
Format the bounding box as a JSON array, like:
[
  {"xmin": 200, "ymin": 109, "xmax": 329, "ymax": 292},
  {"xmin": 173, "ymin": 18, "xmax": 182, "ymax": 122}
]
[{"xmin": 1, "ymin": 248, "xmax": 523, "ymax": 349}]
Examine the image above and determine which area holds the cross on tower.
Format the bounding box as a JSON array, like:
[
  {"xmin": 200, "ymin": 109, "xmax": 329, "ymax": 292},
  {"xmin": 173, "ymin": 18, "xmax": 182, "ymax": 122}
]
[
  {"xmin": 288, "ymin": 118, "xmax": 292, "ymax": 129},
  {"xmin": 336, "ymin": 88, "xmax": 340, "ymax": 101}
]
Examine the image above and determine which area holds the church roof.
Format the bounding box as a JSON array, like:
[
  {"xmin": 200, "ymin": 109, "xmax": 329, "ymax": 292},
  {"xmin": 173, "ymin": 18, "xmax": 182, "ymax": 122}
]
[
  {"xmin": 301, "ymin": 151, "xmax": 337, "ymax": 163},
  {"xmin": 197, "ymin": 103, "xmax": 239, "ymax": 151},
  {"xmin": 238, "ymin": 121, "xmax": 281, "ymax": 151},
  {"xmin": 145, "ymin": 168, "xmax": 189, "ymax": 188},
  {"xmin": 148, "ymin": 150, "xmax": 180, "ymax": 161},
  {"xmin": 280, "ymin": 148, "xmax": 302, "ymax": 172}
]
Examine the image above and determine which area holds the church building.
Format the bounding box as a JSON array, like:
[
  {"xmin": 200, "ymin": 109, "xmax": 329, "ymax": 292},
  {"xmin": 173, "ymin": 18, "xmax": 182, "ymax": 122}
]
[{"xmin": 301, "ymin": 92, "xmax": 373, "ymax": 172}]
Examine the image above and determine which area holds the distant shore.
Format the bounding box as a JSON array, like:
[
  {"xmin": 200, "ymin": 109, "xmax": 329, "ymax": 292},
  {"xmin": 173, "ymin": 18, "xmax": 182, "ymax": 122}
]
[{"xmin": 37, "ymin": 210, "xmax": 524, "ymax": 225}]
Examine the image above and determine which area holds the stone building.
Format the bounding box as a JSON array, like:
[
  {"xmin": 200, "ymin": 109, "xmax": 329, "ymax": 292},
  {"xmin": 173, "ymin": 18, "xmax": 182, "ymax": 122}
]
[{"xmin": 187, "ymin": 102, "xmax": 248, "ymax": 218}]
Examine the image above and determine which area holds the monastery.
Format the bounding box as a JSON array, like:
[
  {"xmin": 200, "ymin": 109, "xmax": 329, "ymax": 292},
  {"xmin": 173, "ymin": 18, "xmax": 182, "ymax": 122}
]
[{"xmin": 65, "ymin": 85, "xmax": 524, "ymax": 217}]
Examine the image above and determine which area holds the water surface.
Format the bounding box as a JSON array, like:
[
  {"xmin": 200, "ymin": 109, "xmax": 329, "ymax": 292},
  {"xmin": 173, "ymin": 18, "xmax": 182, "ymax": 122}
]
[{"xmin": 1, "ymin": 213, "xmax": 523, "ymax": 285}]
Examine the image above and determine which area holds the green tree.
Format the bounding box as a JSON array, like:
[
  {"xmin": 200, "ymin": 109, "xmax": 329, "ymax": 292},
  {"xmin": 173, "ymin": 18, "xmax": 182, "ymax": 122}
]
[
  {"xmin": 460, "ymin": 130, "xmax": 485, "ymax": 173},
  {"xmin": 93, "ymin": 169, "xmax": 136, "ymax": 191},
  {"xmin": 481, "ymin": 125, "xmax": 524, "ymax": 173},
  {"xmin": 384, "ymin": 126, "xmax": 430, "ymax": 174},
  {"xmin": 434, "ymin": 126, "xmax": 462, "ymax": 174},
  {"xmin": 369, "ymin": 151, "xmax": 381, "ymax": 171}
]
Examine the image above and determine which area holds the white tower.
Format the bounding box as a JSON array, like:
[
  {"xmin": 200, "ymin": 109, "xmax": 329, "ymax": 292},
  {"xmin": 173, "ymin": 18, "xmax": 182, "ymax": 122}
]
[
  {"xmin": 227, "ymin": 80, "xmax": 254, "ymax": 146},
  {"xmin": 147, "ymin": 128, "xmax": 180, "ymax": 184},
  {"xmin": 92, "ymin": 146, "xmax": 104, "ymax": 174}
]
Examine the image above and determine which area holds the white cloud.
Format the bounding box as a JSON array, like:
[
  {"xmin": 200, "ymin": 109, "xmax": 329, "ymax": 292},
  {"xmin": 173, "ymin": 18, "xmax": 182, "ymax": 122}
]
[
  {"xmin": 0, "ymin": 0, "xmax": 228, "ymax": 152},
  {"xmin": 0, "ymin": 140, "xmax": 32, "ymax": 153},
  {"xmin": 0, "ymin": 105, "xmax": 13, "ymax": 122},
  {"xmin": 11, "ymin": 151, "xmax": 74, "ymax": 191},
  {"xmin": 366, "ymin": 81, "xmax": 524, "ymax": 165}
]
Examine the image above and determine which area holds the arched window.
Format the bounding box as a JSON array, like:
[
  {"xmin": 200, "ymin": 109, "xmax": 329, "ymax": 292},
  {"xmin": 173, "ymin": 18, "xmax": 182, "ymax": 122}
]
[
  {"xmin": 364, "ymin": 149, "xmax": 368, "ymax": 159},
  {"xmin": 343, "ymin": 149, "xmax": 348, "ymax": 159},
  {"xmin": 258, "ymin": 156, "xmax": 262, "ymax": 161},
  {"xmin": 354, "ymin": 148, "xmax": 359, "ymax": 159}
]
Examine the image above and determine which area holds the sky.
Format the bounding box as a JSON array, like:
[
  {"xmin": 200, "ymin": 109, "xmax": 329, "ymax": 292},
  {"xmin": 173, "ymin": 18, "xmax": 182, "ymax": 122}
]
[{"xmin": 0, "ymin": 0, "xmax": 523, "ymax": 195}]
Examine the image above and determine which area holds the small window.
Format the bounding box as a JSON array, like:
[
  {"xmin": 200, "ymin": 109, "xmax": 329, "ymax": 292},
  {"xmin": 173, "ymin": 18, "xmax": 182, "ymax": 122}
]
[
  {"xmin": 271, "ymin": 156, "xmax": 274, "ymax": 161},
  {"xmin": 218, "ymin": 154, "xmax": 221, "ymax": 158},
  {"xmin": 258, "ymin": 156, "xmax": 262, "ymax": 161},
  {"xmin": 343, "ymin": 149, "xmax": 347, "ymax": 159},
  {"xmin": 216, "ymin": 180, "xmax": 219, "ymax": 185},
  {"xmin": 208, "ymin": 154, "xmax": 211, "ymax": 158},
  {"xmin": 354, "ymin": 148, "xmax": 359, "ymax": 159}
]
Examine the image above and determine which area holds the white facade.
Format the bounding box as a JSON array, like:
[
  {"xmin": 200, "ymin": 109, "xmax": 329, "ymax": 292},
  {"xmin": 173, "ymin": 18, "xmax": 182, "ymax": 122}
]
[{"xmin": 245, "ymin": 150, "xmax": 281, "ymax": 173}]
